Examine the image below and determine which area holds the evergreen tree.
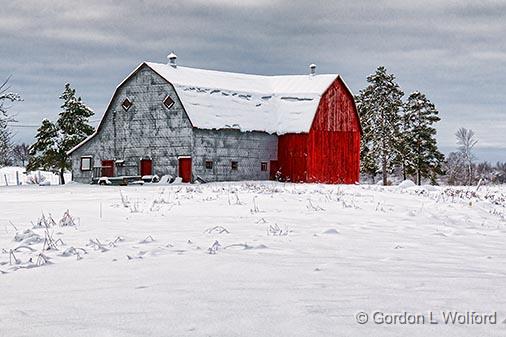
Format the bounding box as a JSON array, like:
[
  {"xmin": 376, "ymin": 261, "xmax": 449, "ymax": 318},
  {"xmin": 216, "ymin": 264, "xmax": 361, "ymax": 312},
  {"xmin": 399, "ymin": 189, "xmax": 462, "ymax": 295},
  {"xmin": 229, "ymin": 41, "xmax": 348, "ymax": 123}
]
[
  {"xmin": 27, "ymin": 119, "xmax": 59, "ymax": 171},
  {"xmin": 27, "ymin": 84, "xmax": 94, "ymax": 184},
  {"xmin": 57, "ymin": 83, "xmax": 94, "ymax": 151},
  {"xmin": 356, "ymin": 66, "xmax": 404, "ymax": 185},
  {"xmin": 401, "ymin": 91, "xmax": 445, "ymax": 185},
  {"xmin": 355, "ymin": 94, "xmax": 378, "ymax": 182},
  {"xmin": 360, "ymin": 142, "xmax": 379, "ymax": 182},
  {"xmin": 395, "ymin": 119, "xmax": 414, "ymax": 181}
]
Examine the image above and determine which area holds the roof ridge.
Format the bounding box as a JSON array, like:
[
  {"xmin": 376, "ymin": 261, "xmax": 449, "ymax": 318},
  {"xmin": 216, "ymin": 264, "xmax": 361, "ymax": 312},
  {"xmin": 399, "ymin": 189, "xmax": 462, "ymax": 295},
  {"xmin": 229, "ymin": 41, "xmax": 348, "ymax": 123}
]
[{"xmin": 145, "ymin": 61, "xmax": 338, "ymax": 79}]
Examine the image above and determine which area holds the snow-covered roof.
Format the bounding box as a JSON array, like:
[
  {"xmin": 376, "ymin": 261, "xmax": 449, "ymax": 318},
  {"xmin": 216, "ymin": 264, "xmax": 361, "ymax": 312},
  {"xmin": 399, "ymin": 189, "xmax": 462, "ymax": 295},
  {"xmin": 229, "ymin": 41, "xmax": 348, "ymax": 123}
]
[
  {"xmin": 68, "ymin": 62, "xmax": 350, "ymax": 155},
  {"xmin": 145, "ymin": 62, "xmax": 339, "ymax": 134}
]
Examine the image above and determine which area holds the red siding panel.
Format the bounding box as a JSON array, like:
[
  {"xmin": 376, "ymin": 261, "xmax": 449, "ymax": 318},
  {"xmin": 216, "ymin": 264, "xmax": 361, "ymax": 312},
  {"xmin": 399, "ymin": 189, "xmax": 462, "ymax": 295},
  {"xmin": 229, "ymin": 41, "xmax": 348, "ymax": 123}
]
[
  {"xmin": 307, "ymin": 78, "xmax": 360, "ymax": 184},
  {"xmin": 307, "ymin": 131, "xmax": 360, "ymax": 184},
  {"xmin": 311, "ymin": 78, "xmax": 361, "ymax": 133},
  {"xmin": 276, "ymin": 77, "xmax": 361, "ymax": 184},
  {"xmin": 277, "ymin": 134, "xmax": 308, "ymax": 182}
]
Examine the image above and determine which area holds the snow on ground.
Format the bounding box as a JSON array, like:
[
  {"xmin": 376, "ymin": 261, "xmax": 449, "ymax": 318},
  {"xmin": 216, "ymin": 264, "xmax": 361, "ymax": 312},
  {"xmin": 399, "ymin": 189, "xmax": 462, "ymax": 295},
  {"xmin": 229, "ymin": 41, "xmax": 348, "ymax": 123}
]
[
  {"xmin": 0, "ymin": 182, "xmax": 505, "ymax": 337},
  {"xmin": 0, "ymin": 167, "xmax": 71, "ymax": 186}
]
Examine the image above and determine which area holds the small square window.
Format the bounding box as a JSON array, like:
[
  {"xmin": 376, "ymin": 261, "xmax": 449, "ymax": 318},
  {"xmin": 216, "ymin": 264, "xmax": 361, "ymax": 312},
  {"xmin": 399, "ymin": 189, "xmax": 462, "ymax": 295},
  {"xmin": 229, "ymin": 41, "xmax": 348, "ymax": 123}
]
[
  {"xmin": 121, "ymin": 98, "xmax": 132, "ymax": 111},
  {"xmin": 231, "ymin": 161, "xmax": 238, "ymax": 170},
  {"xmin": 261, "ymin": 162, "xmax": 268, "ymax": 171},
  {"xmin": 205, "ymin": 160, "xmax": 213, "ymax": 169},
  {"xmin": 80, "ymin": 157, "xmax": 92, "ymax": 171},
  {"xmin": 163, "ymin": 95, "xmax": 175, "ymax": 109}
]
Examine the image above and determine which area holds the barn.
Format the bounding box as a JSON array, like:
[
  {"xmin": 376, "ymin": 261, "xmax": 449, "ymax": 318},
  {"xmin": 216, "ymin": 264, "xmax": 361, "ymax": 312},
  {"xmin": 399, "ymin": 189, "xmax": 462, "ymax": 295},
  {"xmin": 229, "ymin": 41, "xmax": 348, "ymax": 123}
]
[{"xmin": 68, "ymin": 54, "xmax": 361, "ymax": 184}]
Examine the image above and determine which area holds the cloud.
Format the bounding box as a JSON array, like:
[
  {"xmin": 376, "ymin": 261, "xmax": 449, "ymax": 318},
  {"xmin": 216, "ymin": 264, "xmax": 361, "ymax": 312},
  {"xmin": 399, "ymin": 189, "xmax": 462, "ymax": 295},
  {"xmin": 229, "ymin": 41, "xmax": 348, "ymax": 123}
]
[{"xmin": 1, "ymin": 0, "xmax": 504, "ymax": 160}]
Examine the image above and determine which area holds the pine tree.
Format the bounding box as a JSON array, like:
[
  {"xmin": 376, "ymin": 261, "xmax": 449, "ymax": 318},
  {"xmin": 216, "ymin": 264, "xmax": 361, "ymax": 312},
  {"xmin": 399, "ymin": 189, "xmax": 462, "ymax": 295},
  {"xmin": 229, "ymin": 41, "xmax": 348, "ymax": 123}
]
[
  {"xmin": 360, "ymin": 142, "xmax": 379, "ymax": 182},
  {"xmin": 27, "ymin": 119, "xmax": 59, "ymax": 171},
  {"xmin": 57, "ymin": 83, "xmax": 94, "ymax": 151},
  {"xmin": 395, "ymin": 119, "xmax": 415, "ymax": 181},
  {"xmin": 356, "ymin": 66, "xmax": 404, "ymax": 185},
  {"xmin": 401, "ymin": 91, "xmax": 445, "ymax": 185},
  {"xmin": 27, "ymin": 84, "xmax": 94, "ymax": 184},
  {"xmin": 355, "ymin": 94, "xmax": 378, "ymax": 182}
]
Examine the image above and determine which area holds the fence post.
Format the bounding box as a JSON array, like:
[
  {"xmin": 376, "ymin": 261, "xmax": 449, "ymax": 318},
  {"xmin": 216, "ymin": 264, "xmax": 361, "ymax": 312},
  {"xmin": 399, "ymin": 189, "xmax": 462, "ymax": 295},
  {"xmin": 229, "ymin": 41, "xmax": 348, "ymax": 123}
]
[
  {"xmin": 16, "ymin": 171, "xmax": 20, "ymax": 185},
  {"xmin": 3, "ymin": 174, "xmax": 7, "ymax": 186}
]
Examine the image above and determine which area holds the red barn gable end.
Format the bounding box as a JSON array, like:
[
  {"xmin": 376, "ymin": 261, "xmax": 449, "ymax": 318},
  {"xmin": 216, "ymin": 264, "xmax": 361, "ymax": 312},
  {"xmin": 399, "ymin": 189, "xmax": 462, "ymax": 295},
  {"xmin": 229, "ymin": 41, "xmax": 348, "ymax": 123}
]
[{"xmin": 278, "ymin": 77, "xmax": 361, "ymax": 184}]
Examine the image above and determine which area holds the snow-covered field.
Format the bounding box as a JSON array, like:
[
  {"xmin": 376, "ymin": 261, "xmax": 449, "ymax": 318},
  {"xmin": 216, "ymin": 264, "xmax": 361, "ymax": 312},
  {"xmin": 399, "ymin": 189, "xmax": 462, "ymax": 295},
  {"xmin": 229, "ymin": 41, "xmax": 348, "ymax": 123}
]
[
  {"xmin": 0, "ymin": 166, "xmax": 71, "ymax": 186},
  {"xmin": 0, "ymin": 182, "xmax": 505, "ymax": 337}
]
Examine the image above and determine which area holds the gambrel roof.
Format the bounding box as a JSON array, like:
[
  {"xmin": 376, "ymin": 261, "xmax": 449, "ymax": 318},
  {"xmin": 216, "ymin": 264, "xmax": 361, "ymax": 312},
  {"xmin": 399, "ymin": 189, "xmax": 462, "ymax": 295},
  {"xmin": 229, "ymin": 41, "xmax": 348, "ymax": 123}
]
[
  {"xmin": 146, "ymin": 62, "xmax": 341, "ymax": 135},
  {"xmin": 69, "ymin": 62, "xmax": 355, "ymax": 155}
]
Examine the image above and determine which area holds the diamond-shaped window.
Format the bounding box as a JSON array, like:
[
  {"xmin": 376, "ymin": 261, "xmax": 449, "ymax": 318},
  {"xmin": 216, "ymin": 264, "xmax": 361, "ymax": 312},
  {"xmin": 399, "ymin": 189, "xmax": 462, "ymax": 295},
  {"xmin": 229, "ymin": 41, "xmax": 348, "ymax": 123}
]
[
  {"xmin": 163, "ymin": 95, "xmax": 175, "ymax": 109},
  {"xmin": 121, "ymin": 98, "xmax": 132, "ymax": 111}
]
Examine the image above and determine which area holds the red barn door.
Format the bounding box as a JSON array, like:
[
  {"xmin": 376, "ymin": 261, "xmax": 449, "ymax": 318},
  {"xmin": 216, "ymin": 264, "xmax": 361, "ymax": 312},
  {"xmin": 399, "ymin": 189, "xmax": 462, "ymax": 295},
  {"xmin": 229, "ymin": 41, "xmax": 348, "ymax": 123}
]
[
  {"xmin": 140, "ymin": 159, "xmax": 152, "ymax": 176},
  {"xmin": 277, "ymin": 134, "xmax": 308, "ymax": 182},
  {"xmin": 101, "ymin": 160, "xmax": 114, "ymax": 177},
  {"xmin": 178, "ymin": 157, "xmax": 192, "ymax": 183}
]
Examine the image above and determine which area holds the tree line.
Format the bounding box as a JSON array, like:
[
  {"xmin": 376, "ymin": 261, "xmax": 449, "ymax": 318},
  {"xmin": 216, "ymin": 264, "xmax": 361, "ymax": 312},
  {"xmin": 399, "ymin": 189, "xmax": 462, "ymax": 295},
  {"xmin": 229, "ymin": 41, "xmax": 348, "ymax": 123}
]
[
  {"xmin": 355, "ymin": 66, "xmax": 505, "ymax": 186},
  {"xmin": 0, "ymin": 71, "xmax": 504, "ymax": 186},
  {"xmin": 0, "ymin": 79, "xmax": 94, "ymax": 184},
  {"xmin": 356, "ymin": 66, "xmax": 444, "ymax": 185},
  {"xmin": 445, "ymin": 128, "xmax": 505, "ymax": 185}
]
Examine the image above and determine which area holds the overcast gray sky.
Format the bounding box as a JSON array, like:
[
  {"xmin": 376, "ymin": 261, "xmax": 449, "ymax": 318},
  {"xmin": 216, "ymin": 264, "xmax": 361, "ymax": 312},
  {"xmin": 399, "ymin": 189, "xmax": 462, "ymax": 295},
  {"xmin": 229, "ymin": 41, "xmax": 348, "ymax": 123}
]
[{"xmin": 1, "ymin": 0, "xmax": 504, "ymax": 161}]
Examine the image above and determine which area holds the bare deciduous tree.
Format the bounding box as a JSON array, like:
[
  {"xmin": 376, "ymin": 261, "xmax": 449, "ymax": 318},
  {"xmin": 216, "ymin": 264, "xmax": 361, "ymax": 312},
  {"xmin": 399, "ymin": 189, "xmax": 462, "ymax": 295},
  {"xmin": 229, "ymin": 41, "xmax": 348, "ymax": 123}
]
[
  {"xmin": 445, "ymin": 151, "xmax": 466, "ymax": 185},
  {"xmin": 12, "ymin": 143, "xmax": 30, "ymax": 166},
  {"xmin": 0, "ymin": 76, "xmax": 22, "ymax": 166},
  {"xmin": 455, "ymin": 127, "xmax": 478, "ymax": 185}
]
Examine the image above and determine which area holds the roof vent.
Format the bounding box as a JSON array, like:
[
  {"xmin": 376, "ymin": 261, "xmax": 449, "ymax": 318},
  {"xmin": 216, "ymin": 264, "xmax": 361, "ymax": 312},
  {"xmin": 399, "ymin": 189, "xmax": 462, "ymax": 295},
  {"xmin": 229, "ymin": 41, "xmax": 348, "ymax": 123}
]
[
  {"xmin": 309, "ymin": 64, "xmax": 316, "ymax": 76},
  {"xmin": 167, "ymin": 52, "xmax": 177, "ymax": 68}
]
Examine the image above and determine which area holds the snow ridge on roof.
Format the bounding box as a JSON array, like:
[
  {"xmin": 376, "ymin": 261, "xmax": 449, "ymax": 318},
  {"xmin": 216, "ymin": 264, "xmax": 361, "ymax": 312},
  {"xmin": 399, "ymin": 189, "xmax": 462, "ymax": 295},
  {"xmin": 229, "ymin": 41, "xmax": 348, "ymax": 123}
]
[{"xmin": 145, "ymin": 62, "xmax": 338, "ymax": 134}]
